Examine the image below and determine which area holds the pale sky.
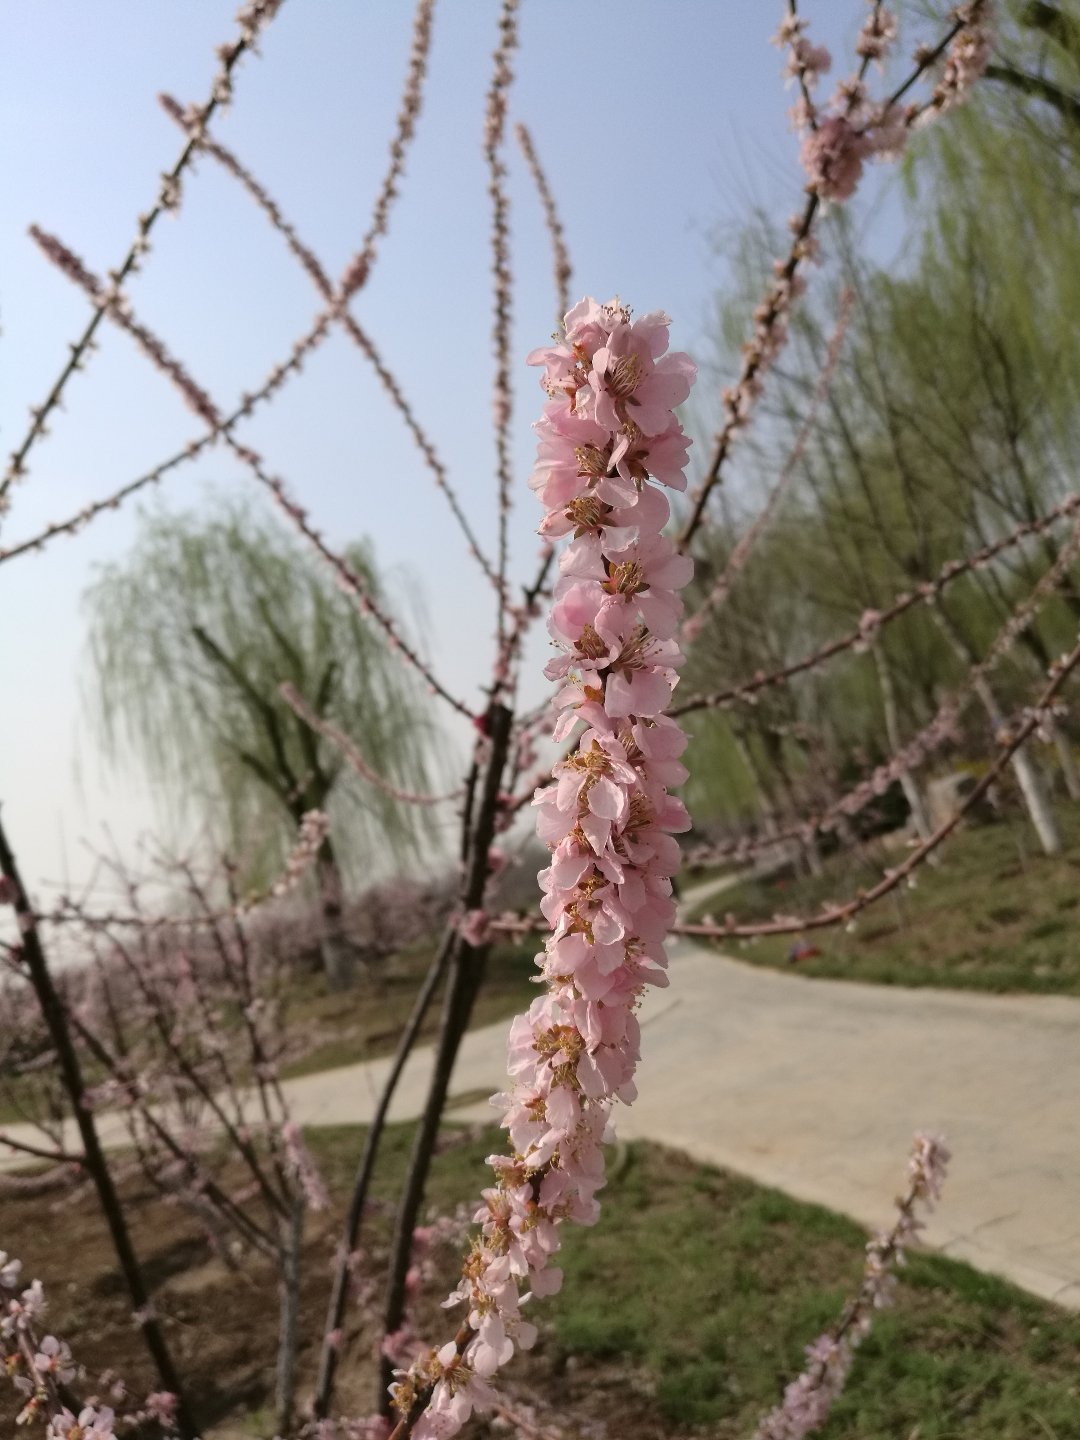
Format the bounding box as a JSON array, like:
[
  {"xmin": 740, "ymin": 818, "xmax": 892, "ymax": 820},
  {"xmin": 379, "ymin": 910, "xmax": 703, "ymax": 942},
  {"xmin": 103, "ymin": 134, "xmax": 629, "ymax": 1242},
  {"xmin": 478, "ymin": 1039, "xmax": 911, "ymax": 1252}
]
[{"xmin": 0, "ymin": 1, "xmax": 917, "ymax": 896}]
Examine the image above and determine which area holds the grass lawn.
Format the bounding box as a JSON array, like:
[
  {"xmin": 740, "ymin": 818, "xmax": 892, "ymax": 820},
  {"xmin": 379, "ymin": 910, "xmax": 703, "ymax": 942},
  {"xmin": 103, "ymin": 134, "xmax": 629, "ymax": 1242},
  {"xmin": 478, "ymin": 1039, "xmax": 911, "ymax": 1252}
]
[
  {"xmin": 2, "ymin": 1123, "xmax": 1078, "ymax": 1438},
  {"xmin": 684, "ymin": 811, "xmax": 1080, "ymax": 995},
  {"xmin": 275, "ymin": 936, "xmax": 540, "ymax": 1080}
]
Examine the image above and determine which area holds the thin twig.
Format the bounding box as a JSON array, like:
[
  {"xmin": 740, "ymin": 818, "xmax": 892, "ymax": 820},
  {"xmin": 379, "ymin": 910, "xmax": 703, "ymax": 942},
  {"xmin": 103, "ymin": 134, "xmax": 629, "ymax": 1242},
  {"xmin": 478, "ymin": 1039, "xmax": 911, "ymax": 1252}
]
[
  {"xmin": 0, "ymin": 0, "xmax": 285, "ymax": 512},
  {"xmin": 513, "ymin": 122, "xmax": 572, "ymax": 322}
]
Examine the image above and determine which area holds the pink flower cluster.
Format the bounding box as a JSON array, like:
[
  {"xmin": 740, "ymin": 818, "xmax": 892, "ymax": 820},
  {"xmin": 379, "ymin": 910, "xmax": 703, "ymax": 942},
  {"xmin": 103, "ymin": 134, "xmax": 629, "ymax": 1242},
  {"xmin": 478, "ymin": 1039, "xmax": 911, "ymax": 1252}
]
[
  {"xmin": 2, "ymin": 1254, "xmax": 179, "ymax": 1436},
  {"xmin": 390, "ymin": 300, "xmax": 695, "ymax": 1436},
  {"xmin": 47, "ymin": 1408, "xmax": 117, "ymax": 1440},
  {"xmin": 773, "ymin": 14, "xmax": 832, "ymax": 91},
  {"xmin": 931, "ymin": 2, "xmax": 993, "ymax": 113},
  {"xmin": 1, "ymin": 1257, "xmax": 109, "ymax": 1434},
  {"xmin": 790, "ymin": 3, "xmax": 993, "ymax": 202}
]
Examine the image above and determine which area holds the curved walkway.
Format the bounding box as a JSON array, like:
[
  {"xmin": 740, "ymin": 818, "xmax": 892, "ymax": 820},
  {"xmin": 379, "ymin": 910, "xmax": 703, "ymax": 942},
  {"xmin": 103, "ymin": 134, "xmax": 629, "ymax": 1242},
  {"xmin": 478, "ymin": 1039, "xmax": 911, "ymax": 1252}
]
[{"xmin": 5, "ymin": 933, "xmax": 1080, "ymax": 1309}]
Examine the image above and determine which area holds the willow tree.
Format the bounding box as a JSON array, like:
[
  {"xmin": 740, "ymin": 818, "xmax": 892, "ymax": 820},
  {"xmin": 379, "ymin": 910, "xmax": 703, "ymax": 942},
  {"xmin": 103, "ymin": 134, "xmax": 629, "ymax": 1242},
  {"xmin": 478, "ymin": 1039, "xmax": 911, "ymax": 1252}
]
[{"xmin": 86, "ymin": 496, "xmax": 440, "ymax": 987}]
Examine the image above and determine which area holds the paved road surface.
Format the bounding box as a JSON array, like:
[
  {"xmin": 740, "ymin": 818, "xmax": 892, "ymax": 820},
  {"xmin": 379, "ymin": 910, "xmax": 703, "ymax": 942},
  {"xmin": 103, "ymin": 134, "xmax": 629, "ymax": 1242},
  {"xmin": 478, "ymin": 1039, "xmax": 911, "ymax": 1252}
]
[{"xmin": 5, "ymin": 933, "xmax": 1079, "ymax": 1309}]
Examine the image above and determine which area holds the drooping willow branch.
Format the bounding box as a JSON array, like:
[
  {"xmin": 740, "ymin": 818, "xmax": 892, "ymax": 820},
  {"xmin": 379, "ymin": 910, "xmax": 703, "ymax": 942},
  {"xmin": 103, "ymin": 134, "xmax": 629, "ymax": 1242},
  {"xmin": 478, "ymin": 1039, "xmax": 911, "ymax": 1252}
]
[{"xmin": 676, "ymin": 489, "xmax": 1080, "ymax": 717}]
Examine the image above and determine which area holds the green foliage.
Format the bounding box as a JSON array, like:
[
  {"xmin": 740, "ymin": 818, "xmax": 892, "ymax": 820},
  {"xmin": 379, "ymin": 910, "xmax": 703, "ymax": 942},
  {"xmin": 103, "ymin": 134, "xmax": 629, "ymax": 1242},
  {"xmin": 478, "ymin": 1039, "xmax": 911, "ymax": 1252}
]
[
  {"xmin": 685, "ymin": 808, "xmax": 1080, "ymax": 994},
  {"xmin": 84, "ymin": 494, "xmax": 441, "ymax": 886},
  {"xmin": 686, "ymin": 42, "xmax": 1080, "ymax": 837}
]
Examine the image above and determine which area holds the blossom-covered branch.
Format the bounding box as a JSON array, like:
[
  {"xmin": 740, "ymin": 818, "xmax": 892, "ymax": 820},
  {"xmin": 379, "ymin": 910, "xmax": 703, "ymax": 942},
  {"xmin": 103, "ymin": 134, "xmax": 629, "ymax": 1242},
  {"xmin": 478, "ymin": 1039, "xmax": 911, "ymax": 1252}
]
[
  {"xmin": 27, "ymin": 226, "xmax": 476, "ymax": 721},
  {"xmin": 2, "ymin": 0, "xmax": 436, "ymax": 571},
  {"xmin": 751, "ymin": 1133, "xmax": 950, "ymax": 1440},
  {"xmin": 678, "ymin": 0, "xmax": 993, "ymax": 551},
  {"xmin": 1, "ymin": 1253, "xmax": 180, "ymax": 1436},
  {"xmin": 682, "ymin": 289, "xmax": 853, "ymax": 642},
  {"xmin": 675, "ymin": 625, "xmax": 1080, "ymax": 939},
  {"xmin": 688, "ymin": 515, "xmax": 1080, "ymax": 868},
  {"xmin": 41, "ymin": 809, "xmax": 329, "ymax": 931},
  {"xmin": 514, "ymin": 122, "xmax": 573, "ymax": 327},
  {"xmin": 159, "ymin": 52, "xmax": 504, "ymax": 597},
  {"xmin": 387, "ymin": 298, "xmax": 695, "ymax": 1438},
  {"xmin": 486, "ymin": 0, "xmax": 521, "ymax": 649},
  {"xmin": 676, "ymin": 487, "xmax": 1080, "ymax": 717}
]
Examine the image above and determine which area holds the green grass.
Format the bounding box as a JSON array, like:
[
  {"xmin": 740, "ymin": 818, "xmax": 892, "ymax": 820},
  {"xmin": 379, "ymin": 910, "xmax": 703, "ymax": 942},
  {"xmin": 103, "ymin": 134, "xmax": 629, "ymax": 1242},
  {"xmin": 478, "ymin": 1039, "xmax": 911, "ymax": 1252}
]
[
  {"xmin": 685, "ymin": 811, "xmax": 1080, "ymax": 995},
  {"xmin": 274, "ymin": 936, "xmax": 539, "ymax": 1080},
  {"xmin": 5, "ymin": 1121, "xmax": 1077, "ymax": 1438},
  {"xmin": 310, "ymin": 1125, "xmax": 1080, "ymax": 1438}
]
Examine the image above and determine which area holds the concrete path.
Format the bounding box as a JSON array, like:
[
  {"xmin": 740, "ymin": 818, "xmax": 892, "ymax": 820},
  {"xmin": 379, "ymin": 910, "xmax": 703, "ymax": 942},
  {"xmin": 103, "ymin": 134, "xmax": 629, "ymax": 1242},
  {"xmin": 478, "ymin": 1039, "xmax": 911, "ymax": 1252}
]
[{"xmin": 5, "ymin": 934, "xmax": 1080, "ymax": 1310}]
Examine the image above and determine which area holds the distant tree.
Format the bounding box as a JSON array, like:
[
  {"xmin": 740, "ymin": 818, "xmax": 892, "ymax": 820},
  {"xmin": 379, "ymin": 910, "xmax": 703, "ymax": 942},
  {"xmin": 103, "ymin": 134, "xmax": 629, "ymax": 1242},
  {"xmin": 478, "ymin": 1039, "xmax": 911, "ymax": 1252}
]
[
  {"xmin": 693, "ymin": 52, "xmax": 1080, "ymax": 855},
  {"xmin": 85, "ymin": 495, "xmax": 441, "ymax": 987}
]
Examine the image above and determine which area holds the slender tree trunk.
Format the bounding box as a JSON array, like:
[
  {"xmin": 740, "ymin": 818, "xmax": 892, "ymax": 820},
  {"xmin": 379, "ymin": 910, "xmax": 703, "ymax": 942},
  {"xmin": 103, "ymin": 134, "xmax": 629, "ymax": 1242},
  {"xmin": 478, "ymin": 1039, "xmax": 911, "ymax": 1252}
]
[
  {"xmin": 378, "ymin": 704, "xmax": 513, "ymax": 1414},
  {"xmin": 1005, "ymin": 720, "xmax": 1063, "ymax": 855},
  {"xmin": 275, "ymin": 1195, "xmax": 305, "ymax": 1436},
  {"xmin": 872, "ymin": 640, "xmax": 934, "ymax": 840},
  {"xmin": 316, "ymin": 837, "xmax": 355, "ymax": 991},
  {"xmin": 0, "ymin": 812, "xmax": 197, "ymax": 1439},
  {"xmin": 731, "ymin": 724, "xmax": 780, "ymax": 841},
  {"xmin": 932, "ymin": 607, "xmax": 1061, "ymax": 856},
  {"xmin": 1047, "ymin": 716, "xmax": 1080, "ymax": 801},
  {"xmin": 1011, "ymin": 625, "xmax": 1080, "ymax": 804},
  {"xmin": 312, "ymin": 926, "xmax": 454, "ymax": 1419},
  {"xmin": 762, "ymin": 727, "xmax": 824, "ymax": 876}
]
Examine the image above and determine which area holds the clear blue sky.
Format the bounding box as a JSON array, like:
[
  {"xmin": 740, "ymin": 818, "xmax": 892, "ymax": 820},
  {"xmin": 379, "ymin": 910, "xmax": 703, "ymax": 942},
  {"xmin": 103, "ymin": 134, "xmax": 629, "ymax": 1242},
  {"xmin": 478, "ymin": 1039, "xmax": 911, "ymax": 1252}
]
[{"xmin": 0, "ymin": 1, "xmax": 919, "ymax": 893}]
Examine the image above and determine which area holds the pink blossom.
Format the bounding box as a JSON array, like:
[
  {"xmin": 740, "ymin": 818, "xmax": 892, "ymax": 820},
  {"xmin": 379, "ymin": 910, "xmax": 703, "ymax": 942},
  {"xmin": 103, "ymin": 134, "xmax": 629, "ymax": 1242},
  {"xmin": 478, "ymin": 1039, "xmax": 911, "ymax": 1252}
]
[
  {"xmin": 856, "ymin": 7, "xmax": 898, "ymax": 63},
  {"xmin": 934, "ymin": 5, "xmax": 993, "ymax": 110},
  {"xmin": 393, "ymin": 299, "xmax": 694, "ymax": 1436},
  {"xmin": 800, "ymin": 115, "xmax": 871, "ymax": 202},
  {"xmin": 34, "ymin": 1335, "xmax": 76, "ymax": 1385},
  {"xmin": 47, "ymin": 1408, "xmax": 116, "ymax": 1440},
  {"xmin": 144, "ymin": 1393, "xmax": 177, "ymax": 1425},
  {"xmin": 411, "ymin": 1342, "xmax": 497, "ymax": 1439},
  {"xmin": 786, "ymin": 38, "xmax": 831, "ymax": 85},
  {"xmin": 458, "ymin": 909, "xmax": 492, "ymax": 947}
]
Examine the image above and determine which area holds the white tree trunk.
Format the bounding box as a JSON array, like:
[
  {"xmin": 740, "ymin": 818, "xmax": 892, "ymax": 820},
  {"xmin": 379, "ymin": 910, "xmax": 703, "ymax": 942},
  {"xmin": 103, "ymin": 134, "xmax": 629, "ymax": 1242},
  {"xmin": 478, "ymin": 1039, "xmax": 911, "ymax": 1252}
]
[
  {"xmin": 969, "ymin": 675, "xmax": 1062, "ymax": 856},
  {"xmin": 1047, "ymin": 717, "xmax": 1080, "ymax": 801},
  {"xmin": 934, "ymin": 608, "xmax": 1062, "ymax": 857},
  {"xmin": 872, "ymin": 641, "xmax": 933, "ymax": 841},
  {"xmin": 1010, "ymin": 739, "xmax": 1063, "ymax": 856}
]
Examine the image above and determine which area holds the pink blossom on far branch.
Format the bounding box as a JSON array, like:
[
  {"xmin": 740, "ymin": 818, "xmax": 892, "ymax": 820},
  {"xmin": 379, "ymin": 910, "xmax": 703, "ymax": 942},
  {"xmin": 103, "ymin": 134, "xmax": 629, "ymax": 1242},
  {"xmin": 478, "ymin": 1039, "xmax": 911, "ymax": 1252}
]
[
  {"xmin": 753, "ymin": 1133, "xmax": 952, "ymax": 1440},
  {"xmin": 388, "ymin": 299, "xmax": 695, "ymax": 1437},
  {"xmin": 784, "ymin": 2, "xmax": 993, "ymax": 203}
]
